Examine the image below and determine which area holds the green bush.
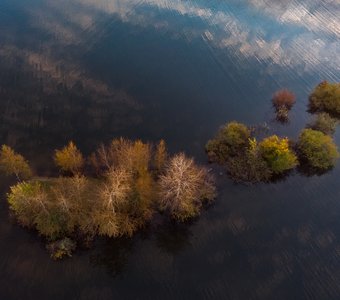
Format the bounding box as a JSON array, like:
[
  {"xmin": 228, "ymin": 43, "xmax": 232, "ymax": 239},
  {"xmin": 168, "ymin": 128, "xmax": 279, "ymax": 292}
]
[
  {"xmin": 309, "ymin": 112, "xmax": 337, "ymax": 135},
  {"xmin": 206, "ymin": 121, "xmax": 250, "ymax": 163},
  {"xmin": 7, "ymin": 181, "xmax": 46, "ymax": 227},
  {"xmin": 309, "ymin": 81, "xmax": 340, "ymax": 115},
  {"xmin": 259, "ymin": 135, "xmax": 298, "ymax": 174},
  {"xmin": 47, "ymin": 238, "xmax": 76, "ymax": 260},
  {"xmin": 297, "ymin": 129, "xmax": 339, "ymax": 169}
]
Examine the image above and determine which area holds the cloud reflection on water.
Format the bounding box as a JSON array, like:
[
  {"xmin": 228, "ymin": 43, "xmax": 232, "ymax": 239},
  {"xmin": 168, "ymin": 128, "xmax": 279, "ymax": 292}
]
[{"xmin": 68, "ymin": 0, "xmax": 339, "ymax": 78}]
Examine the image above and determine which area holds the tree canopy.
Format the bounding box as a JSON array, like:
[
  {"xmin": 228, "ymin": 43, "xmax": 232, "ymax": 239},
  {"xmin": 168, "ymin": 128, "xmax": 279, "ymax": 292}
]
[
  {"xmin": 297, "ymin": 129, "xmax": 339, "ymax": 170},
  {"xmin": 259, "ymin": 135, "xmax": 298, "ymax": 174},
  {"xmin": 206, "ymin": 121, "xmax": 250, "ymax": 163},
  {"xmin": 309, "ymin": 81, "xmax": 340, "ymax": 116},
  {"xmin": 0, "ymin": 145, "xmax": 32, "ymax": 180},
  {"xmin": 158, "ymin": 153, "xmax": 216, "ymax": 221},
  {"xmin": 54, "ymin": 141, "xmax": 84, "ymax": 175}
]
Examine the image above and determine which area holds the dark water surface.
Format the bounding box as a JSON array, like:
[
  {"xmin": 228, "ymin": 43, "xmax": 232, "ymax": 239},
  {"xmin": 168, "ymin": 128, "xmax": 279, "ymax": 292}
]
[{"xmin": 1, "ymin": 0, "xmax": 340, "ymax": 299}]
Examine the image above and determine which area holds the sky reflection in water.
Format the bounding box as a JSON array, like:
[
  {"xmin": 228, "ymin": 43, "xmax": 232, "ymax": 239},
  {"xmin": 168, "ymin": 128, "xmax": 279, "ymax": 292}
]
[{"xmin": 0, "ymin": 0, "xmax": 340, "ymax": 299}]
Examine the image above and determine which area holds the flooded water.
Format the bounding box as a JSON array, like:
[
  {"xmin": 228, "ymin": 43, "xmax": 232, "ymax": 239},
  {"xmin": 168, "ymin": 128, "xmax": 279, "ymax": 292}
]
[{"xmin": 0, "ymin": 0, "xmax": 340, "ymax": 299}]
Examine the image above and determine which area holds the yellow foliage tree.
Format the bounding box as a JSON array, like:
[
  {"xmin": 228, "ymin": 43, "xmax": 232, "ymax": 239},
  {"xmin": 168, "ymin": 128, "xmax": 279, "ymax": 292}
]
[
  {"xmin": 54, "ymin": 141, "xmax": 84, "ymax": 175},
  {"xmin": 0, "ymin": 145, "xmax": 32, "ymax": 180},
  {"xmin": 127, "ymin": 140, "xmax": 151, "ymax": 175},
  {"xmin": 259, "ymin": 135, "xmax": 298, "ymax": 174}
]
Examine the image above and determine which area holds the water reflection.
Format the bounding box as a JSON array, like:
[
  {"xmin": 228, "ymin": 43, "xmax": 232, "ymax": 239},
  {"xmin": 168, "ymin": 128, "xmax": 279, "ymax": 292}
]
[
  {"xmin": 90, "ymin": 237, "xmax": 134, "ymax": 277},
  {"xmin": 67, "ymin": 0, "xmax": 340, "ymax": 75},
  {"xmin": 154, "ymin": 221, "xmax": 193, "ymax": 255},
  {"xmin": 1, "ymin": 0, "xmax": 340, "ymax": 299}
]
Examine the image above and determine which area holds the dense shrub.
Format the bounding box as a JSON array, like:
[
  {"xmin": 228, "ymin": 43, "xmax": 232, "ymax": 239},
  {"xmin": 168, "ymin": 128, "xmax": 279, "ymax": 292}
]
[
  {"xmin": 206, "ymin": 123, "xmax": 298, "ymax": 182},
  {"xmin": 54, "ymin": 141, "xmax": 84, "ymax": 175},
  {"xmin": 309, "ymin": 112, "xmax": 337, "ymax": 135},
  {"xmin": 0, "ymin": 145, "xmax": 32, "ymax": 180},
  {"xmin": 309, "ymin": 81, "xmax": 340, "ymax": 115},
  {"xmin": 259, "ymin": 135, "xmax": 298, "ymax": 174},
  {"xmin": 158, "ymin": 153, "xmax": 216, "ymax": 221},
  {"xmin": 297, "ymin": 129, "xmax": 339, "ymax": 169},
  {"xmin": 205, "ymin": 121, "xmax": 250, "ymax": 163},
  {"xmin": 272, "ymin": 89, "xmax": 296, "ymax": 110},
  {"xmin": 226, "ymin": 138, "xmax": 272, "ymax": 183},
  {"xmin": 47, "ymin": 238, "xmax": 76, "ymax": 260}
]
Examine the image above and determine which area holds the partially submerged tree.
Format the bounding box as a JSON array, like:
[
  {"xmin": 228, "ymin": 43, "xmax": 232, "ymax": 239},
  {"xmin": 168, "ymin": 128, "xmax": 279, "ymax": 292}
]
[
  {"xmin": 272, "ymin": 89, "xmax": 296, "ymax": 110},
  {"xmin": 54, "ymin": 141, "xmax": 84, "ymax": 175},
  {"xmin": 206, "ymin": 121, "xmax": 250, "ymax": 163},
  {"xmin": 50, "ymin": 175, "xmax": 95, "ymax": 235},
  {"xmin": 47, "ymin": 238, "xmax": 76, "ymax": 260},
  {"xmin": 259, "ymin": 135, "xmax": 298, "ymax": 174},
  {"xmin": 309, "ymin": 81, "xmax": 340, "ymax": 115},
  {"xmin": 0, "ymin": 145, "xmax": 32, "ymax": 180},
  {"xmin": 297, "ymin": 129, "xmax": 339, "ymax": 170},
  {"xmin": 7, "ymin": 181, "xmax": 46, "ymax": 228},
  {"xmin": 158, "ymin": 153, "xmax": 216, "ymax": 221},
  {"xmin": 6, "ymin": 138, "xmax": 217, "ymax": 259},
  {"xmin": 95, "ymin": 167, "xmax": 136, "ymax": 237},
  {"xmin": 206, "ymin": 123, "xmax": 298, "ymax": 182},
  {"xmin": 309, "ymin": 112, "xmax": 337, "ymax": 135},
  {"xmin": 272, "ymin": 89, "xmax": 296, "ymax": 122},
  {"xmin": 7, "ymin": 175, "xmax": 95, "ymax": 241},
  {"xmin": 226, "ymin": 138, "xmax": 272, "ymax": 183}
]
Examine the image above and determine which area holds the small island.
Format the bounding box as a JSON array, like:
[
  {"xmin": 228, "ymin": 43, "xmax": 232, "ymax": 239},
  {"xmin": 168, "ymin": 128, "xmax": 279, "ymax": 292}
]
[
  {"xmin": 206, "ymin": 81, "xmax": 340, "ymax": 183},
  {"xmin": 1, "ymin": 140, "xmax": 216, "ymax": 259}
]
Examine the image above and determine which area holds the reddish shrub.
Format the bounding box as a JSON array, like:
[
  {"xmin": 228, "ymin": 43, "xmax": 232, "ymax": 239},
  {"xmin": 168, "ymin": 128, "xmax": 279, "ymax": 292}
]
[{"xmin": 272, "ymin": 89, "xmax": 296, "ymax": 111}]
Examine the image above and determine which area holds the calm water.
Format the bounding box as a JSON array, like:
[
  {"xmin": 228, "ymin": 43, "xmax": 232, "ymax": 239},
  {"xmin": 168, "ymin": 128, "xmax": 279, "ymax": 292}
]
[{"xmin": 1, "ymin": 0, "xmax": 340, "ymax": 299}]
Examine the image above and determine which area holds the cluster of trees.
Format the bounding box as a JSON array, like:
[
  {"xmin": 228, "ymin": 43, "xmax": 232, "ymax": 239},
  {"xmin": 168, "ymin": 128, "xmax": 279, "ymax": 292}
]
[
  {"xmin": 206, "ymin": 122, "xmax": 298, "ymax": 182},
  {"xmin": 207, "ymin": 81, "xmax": 340, "ymax": 183},
  {"xmin": 301, "ymin": 81, "xmax": 340, "ymax": 170},
  {"xmin": 1, "ymin": 140, "xmax": 216, "ymax": 259}
]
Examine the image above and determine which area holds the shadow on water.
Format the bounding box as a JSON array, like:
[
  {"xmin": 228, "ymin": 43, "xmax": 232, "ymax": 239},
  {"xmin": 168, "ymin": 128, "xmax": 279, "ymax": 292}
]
[
  {"xmin": 89, "ymin": 237, "xmax": 135, "ymax": 277},
  {"xmin": 154, "ymin": 220, "xmax": 193, "ymax": 255},
  {"xmin": 297, "ymin": 163, "xmax": 334, "ymax": 178}
]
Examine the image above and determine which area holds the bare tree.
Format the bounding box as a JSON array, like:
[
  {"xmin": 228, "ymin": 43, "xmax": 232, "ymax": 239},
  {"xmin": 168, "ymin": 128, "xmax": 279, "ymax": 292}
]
[{"xmin": 158, "ymin": 153, "xmax": 216, "ymax": 221}]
